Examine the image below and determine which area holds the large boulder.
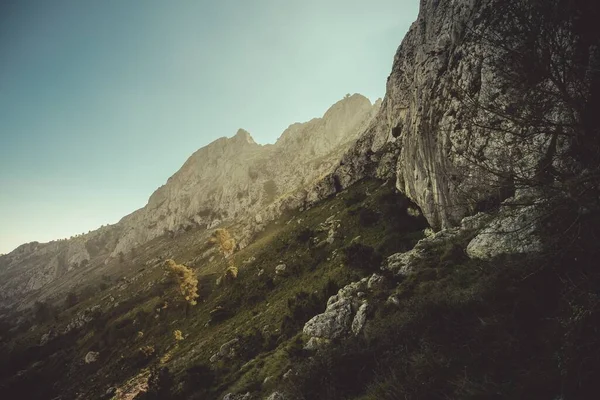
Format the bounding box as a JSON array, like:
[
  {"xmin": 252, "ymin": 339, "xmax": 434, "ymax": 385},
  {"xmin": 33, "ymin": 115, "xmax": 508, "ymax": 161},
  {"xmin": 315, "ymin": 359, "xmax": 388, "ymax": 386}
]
[
  {"xmin": 303, "ymin": 276, "xmax": 375, "ymax": 346},
  {"xmin": 467, "ymin": 204, "xmax": 543, "ymax": 260}
]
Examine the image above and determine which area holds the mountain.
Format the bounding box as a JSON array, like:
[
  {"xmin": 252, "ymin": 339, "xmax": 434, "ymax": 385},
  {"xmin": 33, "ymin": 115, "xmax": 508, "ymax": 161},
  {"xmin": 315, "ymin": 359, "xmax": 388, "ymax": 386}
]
[
  {"xmin": 0, "ymin": 94, "xmax": 380, "ymax": 307},
  {"xmin": 1, "ymin": 1, "xmax": 599, "ymax": 399}
]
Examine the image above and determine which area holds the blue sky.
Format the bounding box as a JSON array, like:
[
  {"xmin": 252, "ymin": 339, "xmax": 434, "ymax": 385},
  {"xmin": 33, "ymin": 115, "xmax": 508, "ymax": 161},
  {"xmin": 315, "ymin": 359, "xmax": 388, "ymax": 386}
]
[{"xmin": 0, "ymin": 0, "xmax": 418, "ymax": 254}]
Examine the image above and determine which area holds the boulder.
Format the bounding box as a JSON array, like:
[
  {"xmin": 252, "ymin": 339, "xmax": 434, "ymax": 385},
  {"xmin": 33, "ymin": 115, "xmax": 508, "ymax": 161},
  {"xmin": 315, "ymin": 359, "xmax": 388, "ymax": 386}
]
[
  {"xmin": 367, "ymin": 273, "xmax": 386, "ymax": 290},
  {"xmin": 351, "ymin": 302, "xmax": 369, "ymax": 335},
  {"xmin": 84, "ymin": 351, "xmax": 99, "ymax": 364},
  {"xmin": 275, "ymin": 264, "xmax": 287, "ymax": 276},
  {"xmin": 303, "ymin": 297, "xmax": 353, "ymax": 340},
  {"xmin": 467, "ymin": 204, "xmax": 543, "ymax": 260}
]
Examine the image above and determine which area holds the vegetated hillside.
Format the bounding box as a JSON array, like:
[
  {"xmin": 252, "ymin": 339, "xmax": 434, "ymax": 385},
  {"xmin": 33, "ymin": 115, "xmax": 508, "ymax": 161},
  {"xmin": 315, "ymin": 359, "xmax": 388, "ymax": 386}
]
[
  {"xmin": 2, "ymin": 0, "xmax": 599, "ymax": 398},
  {"xmin": 0, "ymin": 94, "xmax": 380, "ymax": 309},
  {"xmin": 0, "ymin": 179, "xmax": 427, "ymax": 399},
  {"xmin": 1, "ymin": 178, "xmax": 599, "ymax": 400}
]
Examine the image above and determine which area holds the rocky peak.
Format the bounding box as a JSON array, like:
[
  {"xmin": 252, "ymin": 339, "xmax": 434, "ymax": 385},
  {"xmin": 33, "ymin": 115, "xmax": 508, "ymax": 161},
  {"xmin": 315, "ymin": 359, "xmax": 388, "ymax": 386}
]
[
  {"xmin": 232, "ymin": 129, "xmax": 257, "ymax": 146},
  {"xmin": 111, "ymin": 94, "xmax": 378, "ymax": 256},
  {"xmin": 0, "ymin": 93, "xmax": 382, "ymax": 305}
]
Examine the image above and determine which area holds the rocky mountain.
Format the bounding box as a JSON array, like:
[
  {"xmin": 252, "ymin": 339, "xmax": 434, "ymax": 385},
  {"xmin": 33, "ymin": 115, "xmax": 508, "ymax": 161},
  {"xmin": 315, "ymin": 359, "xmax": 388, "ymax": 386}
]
[
  {"xmin": 0, "ymin": 94, "xmax": 380, "ymax": 306},
  {"xmin": 2, "ymin": 1, "xmax": 599, "ymax": 399},
  {"xmin": 112, "ymin": 94, "xmax": 380, "ymax": 256}
]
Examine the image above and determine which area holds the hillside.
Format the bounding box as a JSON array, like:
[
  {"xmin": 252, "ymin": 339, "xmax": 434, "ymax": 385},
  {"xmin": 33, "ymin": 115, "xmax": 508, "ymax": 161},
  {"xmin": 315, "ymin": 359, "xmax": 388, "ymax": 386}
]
[
  {"xmin": 0, "ymin": 94, "xmax": 380, "ymax": 309},
  {"xmin": 1, "ymin": 0, "xmax": 600, "ymax": 399}
]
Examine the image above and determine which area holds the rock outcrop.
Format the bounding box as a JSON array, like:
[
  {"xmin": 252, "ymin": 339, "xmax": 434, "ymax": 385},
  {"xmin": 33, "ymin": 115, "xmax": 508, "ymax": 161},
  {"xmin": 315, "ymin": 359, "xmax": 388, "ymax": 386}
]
[{"xmin": 303, "ymin": 276, "xmax": 375, "ymax": 347}]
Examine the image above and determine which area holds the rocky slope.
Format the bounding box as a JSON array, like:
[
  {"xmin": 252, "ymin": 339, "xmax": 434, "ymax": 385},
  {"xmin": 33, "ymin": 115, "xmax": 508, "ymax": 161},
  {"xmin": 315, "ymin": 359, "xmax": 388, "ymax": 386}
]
[{"xmin": 0, "ymin": 94, "xmax": 380, "ymax": 306}]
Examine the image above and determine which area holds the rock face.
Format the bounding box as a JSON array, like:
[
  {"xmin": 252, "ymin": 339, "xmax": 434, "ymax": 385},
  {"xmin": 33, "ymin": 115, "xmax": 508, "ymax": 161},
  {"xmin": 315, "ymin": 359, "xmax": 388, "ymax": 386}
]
[
  {"xmin": 0, "ymin": 225, "xmax": 121, "ymax": 307},
  {"xmin": 466, "ymin": 193, "xmax": 545, "ymax": 259},
  {"xmin": 326, "ymin": 0, "xmax": 595, "ymax": 231},
  {"xmin": 303, "ymin": 276, "xmax": 375, "ymax": 346},
  {"xmin": 111, "ymin": 94, "xmax": 379, "ymax": 257},
  {"xmin": 0, "ymin": 94, "xmax": 380, "ymax": 306}
]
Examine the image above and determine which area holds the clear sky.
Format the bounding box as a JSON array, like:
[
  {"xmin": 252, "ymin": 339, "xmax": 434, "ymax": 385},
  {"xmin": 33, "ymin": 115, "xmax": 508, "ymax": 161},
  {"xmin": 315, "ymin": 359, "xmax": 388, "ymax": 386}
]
[{"xmin": 0, "ymin": 0, "xmax": 418, "ymax": 254}]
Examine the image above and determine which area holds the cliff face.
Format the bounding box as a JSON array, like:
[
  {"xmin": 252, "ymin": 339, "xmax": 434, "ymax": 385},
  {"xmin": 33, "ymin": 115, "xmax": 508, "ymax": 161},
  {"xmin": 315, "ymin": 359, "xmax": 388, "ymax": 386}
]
[
  {"xmin": 0, "ymin": 94, "xmax": 380, "ymax": 305},
  {"xmin": 330, "ymin": 0, "xmax": 484, "ymax": 228},
  {"xmin": 332, "ymin": 0, "xmax": 597, "ymax": 229}
]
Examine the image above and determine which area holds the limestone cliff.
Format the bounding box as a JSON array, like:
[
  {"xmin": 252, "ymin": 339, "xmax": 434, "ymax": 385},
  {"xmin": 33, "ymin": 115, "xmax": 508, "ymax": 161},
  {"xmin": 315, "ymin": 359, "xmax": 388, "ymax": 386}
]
[
  {"xmin": 330, "ymin": 0, "xmax": 599, "ymax": 229},
  {"xmin": 111, "ymin": 94, "xmax": 379, "ymax": 256}
]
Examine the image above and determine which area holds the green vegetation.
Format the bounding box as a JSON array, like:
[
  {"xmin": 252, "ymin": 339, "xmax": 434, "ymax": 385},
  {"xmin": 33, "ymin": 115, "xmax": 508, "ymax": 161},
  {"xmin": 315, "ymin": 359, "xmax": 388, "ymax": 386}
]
[{"xmin": 0, "ymin": 178, "xmax": 598, "ymax": 399}]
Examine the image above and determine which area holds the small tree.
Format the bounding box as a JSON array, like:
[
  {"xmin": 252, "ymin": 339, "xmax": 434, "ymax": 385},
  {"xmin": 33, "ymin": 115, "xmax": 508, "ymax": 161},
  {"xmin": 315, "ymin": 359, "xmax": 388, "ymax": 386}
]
[
  {"xmin": 165, "ymin": 259, "xmax": 199, "ymax": 308},
  {"xmin": 210, "ymin": 228, "xmax": 238, "ymax": 284},
  {"xmin": 210, "ymin": 228, "xmax": 235, "ymax": 258}
]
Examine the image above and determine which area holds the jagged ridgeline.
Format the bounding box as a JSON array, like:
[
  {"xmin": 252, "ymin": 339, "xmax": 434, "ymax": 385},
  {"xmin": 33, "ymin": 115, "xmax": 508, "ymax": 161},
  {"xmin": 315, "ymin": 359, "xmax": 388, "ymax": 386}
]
[{"xmin": 1, "ymin": 0, "xmax": 600, "ymax": 399}]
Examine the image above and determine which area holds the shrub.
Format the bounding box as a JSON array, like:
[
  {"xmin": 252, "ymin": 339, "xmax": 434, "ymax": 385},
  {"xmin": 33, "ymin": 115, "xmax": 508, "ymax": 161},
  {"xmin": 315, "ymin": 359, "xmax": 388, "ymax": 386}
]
[
  {"xmin": 296, "ymin": 227, "xmax": 315, "ymax": 244},
  {"xmin": 173, "ymin": 330, "xmax": 184, "ymax": 341},
  {"xmin": 281, "ymin": 291, "xmax": 324, "ymax": 337},
  {"xmin": 33, "ymin": 301, "xmax": 55, "ymax": 323},
  {"xmin": 357, "ymin": 207, "xmax": 380, "ymax": 227},
  {"xmin": 224, "ymin": 265, "xmax": 238, "ymax": 283},
  {"xmin": 184, "ymin": 364, "xmax": 215, "ymax": 393},
  {"xmin": 165, "ymin": 259, "xmax": 199, "ymax": 306},
  {"xmin": 344, "ymin": 191, "xmax": 367, "ymax": 207},
  {"xmin": 342, "ymin": 243, "xmax": 383, "ymax": 271},
  {"xmin": 65, "ymin": 291, "xmax": 79, "ymax": 309},
  {"xmin": 138, "ymin": 367, "xmax": 173, "ymax": 399}
]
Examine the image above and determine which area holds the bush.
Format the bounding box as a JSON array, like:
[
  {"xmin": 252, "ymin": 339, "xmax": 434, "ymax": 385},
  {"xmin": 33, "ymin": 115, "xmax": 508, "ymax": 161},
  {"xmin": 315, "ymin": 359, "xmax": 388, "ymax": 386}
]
[
  {"xmin": 165, "ymin": 259, "xmax": 199, "ymax": 306},
  {"xmin": 280, "ymin": 291, "xmax": 324, "ymax": 338},
  {"xmin": 65, "ymin": 291, "xmax": 79, "ymax": 309},
  {"xmin": 342, "ymin": 243, "xmax": 383, "ymax": 271},
  {"xmin": 344, "ymin": 191, "xmax": 367, "ymax": 207},
  {"xmin": 296, "ymin": 227, "xmax": 315, "ymax": 244},
  {"xmin": 184, "ymin": 363, "xmax": 214, "ymax": 393},
  {"xmin": 136, "ymin": 367, "xmax": 173, "ymax": 399},
  {"xmin": 357, "ymin": 207, "xmax": 380, "ymax": 227}
]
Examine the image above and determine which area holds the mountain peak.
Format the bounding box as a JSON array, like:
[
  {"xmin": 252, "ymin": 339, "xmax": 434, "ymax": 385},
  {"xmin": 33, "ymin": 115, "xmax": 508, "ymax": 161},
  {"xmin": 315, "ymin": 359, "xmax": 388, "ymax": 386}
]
[{"xmin": 233, "ymin": 128, "xmax": 256, "ymax": 145}]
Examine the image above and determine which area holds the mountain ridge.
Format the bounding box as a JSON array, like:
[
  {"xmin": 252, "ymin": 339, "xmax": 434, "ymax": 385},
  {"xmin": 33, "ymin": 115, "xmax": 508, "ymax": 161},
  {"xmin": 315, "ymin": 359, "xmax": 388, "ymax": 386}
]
[{"xmin": 0, "ymin": 93, "xmax": 380, "ymax": 306}]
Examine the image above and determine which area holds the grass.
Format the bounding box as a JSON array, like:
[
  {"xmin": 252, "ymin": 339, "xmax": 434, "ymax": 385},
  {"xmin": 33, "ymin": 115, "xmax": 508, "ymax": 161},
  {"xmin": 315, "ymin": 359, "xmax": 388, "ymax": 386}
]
[{"xmin": 3, "ymin": 178, "xmax": 598, "ymax": 400}]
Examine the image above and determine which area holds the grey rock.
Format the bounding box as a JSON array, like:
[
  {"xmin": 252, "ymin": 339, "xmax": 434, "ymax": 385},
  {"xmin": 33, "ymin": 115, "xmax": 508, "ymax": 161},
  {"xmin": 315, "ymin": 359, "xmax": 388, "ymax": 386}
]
[
  {"xmin": 386, "ymin": 295, "xmax": 401, "ymax": 307},
  {"xmin": 265, "ymin": 392, "xmax": 286, "ymax": 400},
  {"xmin": 467, "ymin": 204, "xmax": 543, "ymax": 259},
  {"xmin": 84, "ymin": 351, "xmax": 99, "ymax": 364},
  {"xmin": 367, "ymin": 273, "xmax": 386, "ymax": 290},
  {"xmin": 223, "ymin": 393, "xmax": 251, "ymax": 400},
  {"xmin": 303, "ymin": 336, "xmax": 329, "ymax": 351},
  {"xmin": 351, "ymin": 302, "xmax": 369, "ymax": 335},
  {"xmin": 282, "ymin": 369, "xmax": 294, "ymax": 380},
  {"xmin": 303, "ymin": 297, "xmax": 353, "ymax": 340},
  {"xmin": 384, "ymin": 228, "xmax": 461, "ymax": 276},
  {"xmin": 275, "ymin": 264, "xmax": 287, "ymax": 276},
  {"xmin": 218, "ymin": 338, "xmax": 240, "ymax": 359}
]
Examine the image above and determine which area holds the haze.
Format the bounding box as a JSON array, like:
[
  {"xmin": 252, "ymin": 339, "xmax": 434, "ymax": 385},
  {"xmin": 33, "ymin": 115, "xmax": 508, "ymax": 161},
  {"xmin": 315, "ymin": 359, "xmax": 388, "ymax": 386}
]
[{"xmin": 0, "ymin": 0, "xmax": 418, "ymax": 254}]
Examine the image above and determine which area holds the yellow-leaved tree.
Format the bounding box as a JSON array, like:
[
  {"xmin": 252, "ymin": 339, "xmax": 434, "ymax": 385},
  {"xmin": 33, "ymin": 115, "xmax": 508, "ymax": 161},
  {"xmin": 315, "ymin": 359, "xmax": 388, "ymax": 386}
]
[
  {"xmin": 165, "ymin": 259, "xmax": 199, "ymax": 306},
  {"xmin": 210, "ymin": 228, "xmax": 238, "ymax": 283}
]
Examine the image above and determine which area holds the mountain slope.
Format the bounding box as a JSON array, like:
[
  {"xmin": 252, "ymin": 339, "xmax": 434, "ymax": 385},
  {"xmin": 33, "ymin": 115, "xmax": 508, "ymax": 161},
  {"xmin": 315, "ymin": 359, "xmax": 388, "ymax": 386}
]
[{"xmin": 0, "ymin": 94, "xmax": 380, "ymax": 307}]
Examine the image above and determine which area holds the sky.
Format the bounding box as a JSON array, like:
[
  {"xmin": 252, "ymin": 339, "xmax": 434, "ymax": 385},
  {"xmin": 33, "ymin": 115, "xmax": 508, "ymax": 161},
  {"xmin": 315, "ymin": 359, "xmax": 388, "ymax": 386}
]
[{"xmin": 0, "ymin": 0, "xmax": 419, "ymax": 254}]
